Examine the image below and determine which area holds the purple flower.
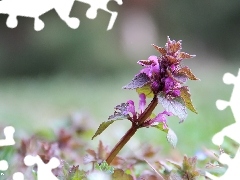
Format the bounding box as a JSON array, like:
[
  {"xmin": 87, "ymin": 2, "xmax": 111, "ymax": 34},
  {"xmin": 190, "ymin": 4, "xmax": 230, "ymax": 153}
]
[
  {"xmin": 148, "ymin": 111, "xmax": 172, "ymax": 129},
  {"xmin": 138, "ymin": 56, "xmax": 160, "ymax": 78},
  {"xmin": 164, "ymin": 77, "xmax": 175, "ymax": 91},
  {"xmin": 163, "ymin": 77, "xmax": 181, "ymax": 97},
  {"xmin": 122, "ymin": 94, "xmax": 147, "ymax": 121},
  {"xmin": 127, "ymin": 100, "xmax": 136, "ymax": 118},
  {"xmin": 139, "ymin": 93, "xmax": 146, "ymax": 113}
]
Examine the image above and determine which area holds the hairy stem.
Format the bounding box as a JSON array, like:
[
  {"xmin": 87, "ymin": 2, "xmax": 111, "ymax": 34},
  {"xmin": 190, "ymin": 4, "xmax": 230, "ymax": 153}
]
[
  {"xmin": 138, "ymin": 96, "xmax": 158, "ymax": 125},
  {"xmin": 105, "ymin": 124, "xmax": 137, "ymax": 164},
  {"xmin": 106, "ymin": 96, "xmax": 158, "ymax": 165}
]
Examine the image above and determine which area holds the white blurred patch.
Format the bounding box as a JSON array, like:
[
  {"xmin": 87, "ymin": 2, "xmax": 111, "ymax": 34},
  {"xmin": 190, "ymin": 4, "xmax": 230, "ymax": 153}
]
[{"xmin": 87, "ymin": 170, "xmax": 111, "ymax": 180}]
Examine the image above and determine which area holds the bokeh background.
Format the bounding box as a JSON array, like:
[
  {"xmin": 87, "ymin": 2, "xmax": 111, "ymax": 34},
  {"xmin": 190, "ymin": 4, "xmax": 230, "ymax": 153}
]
[{"xmin": 0, "ymin": 0, "xmax": 240, "ymax": 158}]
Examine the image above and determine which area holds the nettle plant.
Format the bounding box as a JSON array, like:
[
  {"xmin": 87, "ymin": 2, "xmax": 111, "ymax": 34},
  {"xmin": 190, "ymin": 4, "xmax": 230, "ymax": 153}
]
[{"xmin": 92, "ymin": 36, "xmax": 199, "ymax": 165}]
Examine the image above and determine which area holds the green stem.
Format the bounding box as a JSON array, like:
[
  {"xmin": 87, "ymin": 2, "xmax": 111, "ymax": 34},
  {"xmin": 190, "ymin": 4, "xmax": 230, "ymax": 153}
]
[{"xmin": 106, "ymin": 96, "xmax": 158, "ymax": 165}]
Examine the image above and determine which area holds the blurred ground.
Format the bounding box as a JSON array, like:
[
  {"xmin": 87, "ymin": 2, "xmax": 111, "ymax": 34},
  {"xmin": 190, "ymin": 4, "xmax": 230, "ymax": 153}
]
[{"xmin": 0, "ymin": 0, "xmax": 240, "ymax": 158}]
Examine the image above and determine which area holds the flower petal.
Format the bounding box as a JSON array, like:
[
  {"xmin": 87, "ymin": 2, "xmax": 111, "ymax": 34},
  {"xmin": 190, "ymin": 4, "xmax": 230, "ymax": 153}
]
[{"xmin": 139, "ymin": 93, "xmax": 146, "ymax": 112}]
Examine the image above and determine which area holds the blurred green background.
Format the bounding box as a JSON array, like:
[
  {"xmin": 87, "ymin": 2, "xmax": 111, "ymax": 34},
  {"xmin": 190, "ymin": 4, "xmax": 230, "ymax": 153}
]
[{"xmin": 0, "ymin": 0, "xmax": 240, "ymax": 157}]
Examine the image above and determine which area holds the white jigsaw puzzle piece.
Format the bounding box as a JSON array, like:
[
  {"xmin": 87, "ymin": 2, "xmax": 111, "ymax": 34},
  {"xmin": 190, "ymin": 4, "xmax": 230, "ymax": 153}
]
[
  {"xmin": 206, "ymin": 68, "xmax": 240, "ymax": 179},
  {"xmin": 0, "ymin": 160, "xmax": 8, "ymax": 171},
  {"xmin": 0, "ymin": 126, "xmax": 15, "ymax": 146},
  {"xmin": 76, "ymin": 0, "xmax": 123, "ymax": 30},
  {"xmin": 12, "ymin": 172, "xmax": 24, "ymax": 180},
  {"xmin": 24, "ymin": 155, "xmax": 60, "ymax": 180},
  {"xmin": 0, "ymin": 0, "xmax": 80, "ymax": 31},
  {"xmin": 206, "ymin": 149, "xmax": 240, "ymax": 179},
  {"xmin": 0, "ymin": 0, "xmax": 123, "ymax": 31},
  {"xmin": 212, "ymin": 69, "xmax": 240, "ymax": 146}
]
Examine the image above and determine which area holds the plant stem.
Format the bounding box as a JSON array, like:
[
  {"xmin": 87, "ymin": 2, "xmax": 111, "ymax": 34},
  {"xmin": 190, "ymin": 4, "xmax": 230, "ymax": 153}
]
[
  {"xmin": 138, "ymin": 96, "xmax": 158, "ymax": 125},
  {"xmin": 106, "ymin": 124, "xmax": 137, "ymax": 164},
  {"xmin": 106, "ymin": 96, "xmax": 158, "ymax": 165}
]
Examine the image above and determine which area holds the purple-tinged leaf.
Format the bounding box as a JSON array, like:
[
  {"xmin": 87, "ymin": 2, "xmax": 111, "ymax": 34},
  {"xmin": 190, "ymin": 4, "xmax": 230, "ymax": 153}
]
[
  {"xmin": 108, "ymin": 113, "xmax": 129, "ymax": 121},
  {"xmin": 158, "ymin": 92, "xmax": 187, "ymax": 122},
  {"xmin": 112, "ymin": 169, "xmax": 133, "ymax": 180},
  {"xmin": 138, "ymin": 59, "xmax": 155, "ymax": 66},
  {"xmin": 123, "ymin": 73, "xmax": 150, "ymax": 89},
  {"xmin": 178, "ymin": 66, "xmax": 199, "ymax": 80},
  {"xmin": 173, "ymin": 74, "xmax": 188, "ymax": 84},
  {"xmin": 178, "ymin": 52, "xmax": 195, "ymax": 59},
  {"xmin": 152, "ymin": 44, "xmax": 167, "ymax": 55},
  {"xmin": 166, "ymin": 38, "xmax": 182, "ymax": 54},
  {"xmin": 167, "ymin": 128, "xmax": 178, "ymax": 148},
  {"xmin": 92, "ymin": 102, "xmax": 133, "ymax": 139},
  {"xmin": 166, "ymin": 55, "xmax": 178, "ymax": 64},
  {"xmin": 109, "ymin": 103, "xmax": 131, "ymax": 120}
]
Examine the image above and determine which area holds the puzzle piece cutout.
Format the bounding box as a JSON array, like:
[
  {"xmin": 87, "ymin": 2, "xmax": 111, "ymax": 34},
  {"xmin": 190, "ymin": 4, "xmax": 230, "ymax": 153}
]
[
  {"xmin": 0, "ymin": 0, "xmax": 79, "ymax": 31},
  {"xmin": 0, "ymin": 0, "xmax": 123, "ymax": 31},
  {"xmin": 0, "ymin": 126, "xmax": 24, "ymax": 180},
  {"xmin": 212, "ymin": 69, "xmax": 240, "ymax": 146},
  {"xmin": 12, "ymin": 172, "xmax": 25, "ymax": 180},
  {"xmin": 206, "ymin": 68, "xmax": 240, "ymax": 179},
  {"xmin": 0, "ymin": 160, "xmax": 8, "ymax": 171},
  {"xmin": 76, "ymin": 0, "xmax": 123, "ymax": 30},
  {"xmin": 206, "ymin": 149, "xmax": 240, "ymax": 179},
  {"xmin": 0, "ymin": 126, "xmax": 15, "ymax": 174},
  {"xmin": 24, "ymin": 155, "xmax": 60, "ymax": 180},
  {"xmin": 0, "ymin": 126, "xmax": 15, "ymax": 146},
  {"xmin": 0, "ymin": 155, "xmax": 60, "ymax": 180}
]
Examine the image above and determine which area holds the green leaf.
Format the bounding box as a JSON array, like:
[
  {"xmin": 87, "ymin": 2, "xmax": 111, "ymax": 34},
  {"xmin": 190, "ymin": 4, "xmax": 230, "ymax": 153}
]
[
  {"xmin": 154, "ymin": 123, "xmax": 168, "ymax": 133},
  {"xmin": 123, "ymin": 73, "xmax": 150, "ymax": 90},
  {"xmin": 72, "ymin": 169, "xmax": 87, "ymax": 180},
  {"xmin": 158, "ymin": 92, "xmax": 187, "ymax": 122},
  {"xmin": 168, "ymin": 160, "xmax": 182, "ymax": 170},
  {"xmin": 180, "ymin": 86, "xmax": 197, "ymax": 114},
  {"xmin": 112, "ymin": 169, "xmax": 133, "ymax": 180},
  {"xmin": 96, "ymin": 161, "xmax": 114, "ymax": 174},
  {"xmin": 167, "ymin": 128, "xmax": 178, "ymax": 148},
  {"xmin": 92, "ymin": 120, "xmax": 114, "ymax": 140},
  {"xmin": 149, "ymin": 113, "xmax": 156, "ymax": 119},
  {"xmin": 136, "ymin": 84, "xmax": 154, "ymax": 98}
]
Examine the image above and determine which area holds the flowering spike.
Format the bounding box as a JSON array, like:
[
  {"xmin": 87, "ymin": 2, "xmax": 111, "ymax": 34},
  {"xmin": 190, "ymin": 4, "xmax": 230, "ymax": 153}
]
[
  {"xmin": 166, "ymin": 36, "xmax": 182, "ymax": 54},
  {"xmin": 100, "ymin": 37, "xmax": 198, "ymax": 165}
]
